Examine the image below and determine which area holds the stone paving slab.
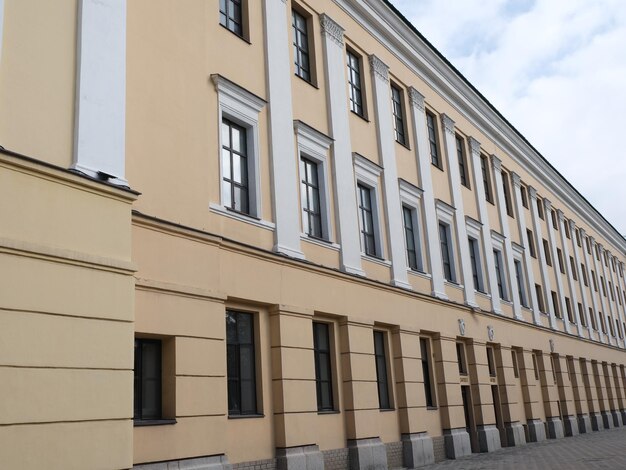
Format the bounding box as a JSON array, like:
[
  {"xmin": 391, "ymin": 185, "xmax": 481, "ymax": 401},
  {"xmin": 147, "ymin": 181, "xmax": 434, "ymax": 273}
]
[{"xmin": 423, "ymin": 427, "xmax": 626, "ymax": 469}]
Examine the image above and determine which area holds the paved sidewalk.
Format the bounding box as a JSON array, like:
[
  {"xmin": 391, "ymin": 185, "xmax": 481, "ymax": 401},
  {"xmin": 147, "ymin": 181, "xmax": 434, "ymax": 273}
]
[{"xmin": 424, "ymin": 427, "xmax": 626, "ymax": 469}]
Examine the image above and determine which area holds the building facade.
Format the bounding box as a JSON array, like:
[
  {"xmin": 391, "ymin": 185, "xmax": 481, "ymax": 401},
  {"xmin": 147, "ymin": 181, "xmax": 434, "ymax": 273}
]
[{"xmin": 2, "ymin": 0, "xmax": 626, "ymax": 469}]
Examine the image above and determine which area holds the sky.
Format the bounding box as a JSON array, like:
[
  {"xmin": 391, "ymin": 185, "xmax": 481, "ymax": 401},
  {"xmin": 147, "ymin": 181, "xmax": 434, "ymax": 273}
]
[{"xmin": 389, "ymin": 0, "xmax": 626, "ymax": 238}]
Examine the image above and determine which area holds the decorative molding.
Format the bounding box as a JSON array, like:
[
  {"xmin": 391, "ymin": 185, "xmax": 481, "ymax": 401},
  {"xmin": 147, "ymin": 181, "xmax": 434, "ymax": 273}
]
[
  {"xmin": 440, "ymin": 114, "xmax": 455, "ymax": 135},
  {"xmin": 211, "ymin": 74, "xmax": 266, "ymax": 115},
  {"xmin": 459, "ymin": 318, "xmax": 466, "ymax": 336},
  {"xmin": 353, "ymin": 153, "xmax": 383, "ymax": 184},
  {"xmin": 320, "ymin": 13, "xmax": 344, "ymax": 46},
  {"xmin": 399, "ymin": 178, "xmax": 423, "ymax": 201},
  {"xmin": 487, "ymin": 325, "xmax": 495, "ymax": 341},
  {"xmin": 527, "ymin": 185, "xmax": 538, "ymax": 199},
  {"xmin": 368, "ymin": 54, "xmax": 389, "ymax": 82},
  {"xmin": 549, "ymin": 339, "xmax": 555, "ymax": 353},
  {"xmin": 543, "ymin": 198, "xmax": 552, "ymax": 211},
  {"xmin": 435, "ymin": 198, "xmax": 456, "ymax": 220},
  {"xmin": 510, "ymin": 171, "xmax": 522, "ymax": 188},
  {"xmin": 556, "ymin": 209, "xmax": 565, "ymax": 222},
  {"xmin": 468, "ymin": 137, "xmax": 481, "ymax": 156},
  {"xmin": 490, "ymin": 154, "xmax": 502, "ymax": 173},
  {"xmin": 408, "ymin": 86, "xmax": 425, "ymax": 112}
]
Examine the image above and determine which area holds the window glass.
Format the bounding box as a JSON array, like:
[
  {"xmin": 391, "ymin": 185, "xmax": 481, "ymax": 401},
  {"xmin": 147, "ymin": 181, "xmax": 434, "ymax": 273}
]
[
  {"xmin": 426, "ymin": 112, "xmax": 441, "ymax": 168},
  {"xmin": 313, "ymin": 322, "xmax": 334, "ymax": 411},
  {"xmin": 301, "ymin": 157, "xmax": 323, "ymax": 238},
  {"xmin": 134, "ymin": 339, "xmax": 162, "ymax": 421},
  {"xmin": 220, "ymin": 0, "xmax": 243, "ymax": 37},
  {"xmin": 374, "ymin": 331, "xmax": 391, "ymax": 409},
  {"xmin": 391, "ymin": 85, "xmax": 406, "ymax": 145},
  {"xmin": 358, "ymin": 184, "xmax": 377, "ymax": 257},
  {"xmin": 292, "ymin": 10, "xmax": 311, "ymax": 82},
  {"xmin": 347, "ymin": 51, "xmax": 364, "ymax": 116},
  {"xmin": 226, "ymin": 310, "xmax": 257, "ymax": 415},
  {"xmin": 222, "ymin": 119, "xmax": 249, "ymax": 214}
]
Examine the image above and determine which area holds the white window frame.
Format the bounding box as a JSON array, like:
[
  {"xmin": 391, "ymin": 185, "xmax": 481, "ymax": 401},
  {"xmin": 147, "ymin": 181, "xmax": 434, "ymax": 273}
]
[
  {"xmin": 211, "ymin": 74, "xmax": 265, "ymax": 221},
  {"xmin": 491, "ymin": 231, "xmax": 509, "ymax": 302},
  {"xmin": 399, "ymin": 180, "xmax": 425, "ymax": 274},
  {"xmin": 466, "ymin": 217, "xmax": 486, "ymax": 294},
  {"xmin": 436, "ymin": 200, "xmax": 458, "ymax": 284},
  {"xmin": 354, "ymin": 153, "xmax": 385, "ymax": 261},
  {"xmin": 294, "ymin": 121, "xmax": 334, "ymax": 243},
  {"xmin": 512, "ymin": 243, "xmax": 529, "ymax": 308}
]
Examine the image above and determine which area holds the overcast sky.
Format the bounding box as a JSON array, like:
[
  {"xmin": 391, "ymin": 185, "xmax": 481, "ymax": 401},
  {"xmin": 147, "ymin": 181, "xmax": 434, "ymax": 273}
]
[{"xmin": 389, "ymin": 0, "xmax": 626, "ymax": 238}]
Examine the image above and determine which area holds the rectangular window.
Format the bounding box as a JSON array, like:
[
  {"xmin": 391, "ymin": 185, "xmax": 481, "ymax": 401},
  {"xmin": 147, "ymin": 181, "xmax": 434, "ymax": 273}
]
[
  {"xmin": 511, "ymin": 349, "xmax": 520, "ymax": 378},
  {"xmin": 570, "ymin": 257, "xmax": 578, "ymax": 281},
  {"xmin": 557, "ymin": 248, "xmax": 565, "ymax": 274},
  {"xmin": 564, "ymin": 220, "xmax": 571, "ymax": 238},
  {"xmin": 439, "ymin": 222, "xmax": 455, "ymax": 282},
  {"xmin": 358, "ymin": 184, "xmax": 378, "ymax": 257},
  {"xmin": 551, "ymin": 210, "xmax": 558, "ymax": 230},
  {"xmin": 374, "ymin": 331, "xmax": 391, "ymax": 409},
  {"xmin": 313, "ymin": 322, "xmax": 334, "ymax": 412},
  {"xmin": 502, "ymin": 171, "xmax": 514, "ymax": 217},
  {"xmin": 591, "ymin": 270, "xmax": 598, "ymax": 292},
  {"xmin": 521, "ymin": 185, "xmax": 529, "ymax": 209},
  {"xmin": 576, "ymin": 228, "xmax": 582, "ymax": 247},
  {"xmin": 578, "ymin": 303, "xmax": 586, "ymax": 327},
  {"xmin": 391, "ymin": 85, "xmax": 407, "ymax": 146},
  {"xmin": 481, "ymin": 155, "xmax": 493, "ymax": 203},
  {"xmin": 589, "ymin": 308, "xmax": 597, "ymax": 330},
  {"xmin": 134, "ymin": 339, "xmax": 162, "ymax": 421},
  {"xmin": 420, "ymin": 338, "xmax": 436, "ymax": 407},
  {"xmin": 586, "ymin": 236, "xmax": 591, "ymax": 255},
  {"xmin": 609, "ymin": 319, "xmax": 615, "ymax": 337},
  {"xmin": 292, "ymin": 9, "xmax": 311, "ymax": 82},
  {"xmin": 403, "ymin": 206, "xmax": 420, "ymax": 271},
  {"xmin": 552, "ymin": 291, "xmax": 561, "ymax": 319},
  {"xmin": 220, "ymin": 0, "xmax": 244, "ymax": 37},
  {"xmin": 226, "ymin": 310, "xmax": 257, "ymax": 416},
  {"xmin": 543, "ymin": 239, "xmax": 552, "ymax": 266},
  {"xmin": 532, "ymin": 353, "xmax": 540, "ymax": 380},
  {"xmin": 609, "ymin": 282, "xmax": 615, "ymax": 301},
  {"xmin": 486, "ymin": 346, "xmax": 496, "ymax": 377},
  {"xmin": 515, "ymin": 259, "xmax": 528, "ymax": 307},
  {"xmin": 347, "ymin": 50, "xmax": 364, "ymax": 117},
  {"xmin": 535, "ymin": 284, "xmax": 546, "ymax": 313},
  {"xmin": 537, "ymin": 197, "xmax": 544, "ymax": 220},
  {"xmin": 301, "ymin": 157, "xmax": 323, "ymax": 239},
  {"xmin": 527, "ymin": 229, "xmax": 536, "ymax": 258},
  {"xmin": 494, "ymin": 249, "xmax": 508, "ymax": 300},
  {"xmin": 565, "ymin": 297, "xmax": 574, "ymax": 323},
  {"xmin": 456, "ymin": 136, "xmax": 470, "ymax": 188},
  {"xmin": 222, "ymin": 119, "xmax": 250, "ymax": 214},
  {"xmin": 582, "ymin": 264, "xmax": 588, "ymax": 286},
  {"xmin": 600, "ymin": 312, "xmax": 607, "ymax": 334},
  {"xmin": 550, "ymin": 356, "xmax": 557, "ymax": 384},
  {"xmin": 456, "ymin": 342, "xmax": 468, "ymax": 376},
  {"xmin": 468, "ymin": 237, "xmax": 484, "ymax": 293},
  {"xmin": 601, "ymin": 277, "xmax": 607, "ymax": 297},
  {"xmin": 426, "ymin": 112, "xmax": 441, "ymax": 168}
]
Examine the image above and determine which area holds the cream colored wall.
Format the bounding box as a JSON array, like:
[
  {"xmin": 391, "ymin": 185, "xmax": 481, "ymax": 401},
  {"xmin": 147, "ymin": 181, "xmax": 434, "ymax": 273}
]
[{"xmin": 0, "ymin": 0, "xmax": 77, "ymax": 168}]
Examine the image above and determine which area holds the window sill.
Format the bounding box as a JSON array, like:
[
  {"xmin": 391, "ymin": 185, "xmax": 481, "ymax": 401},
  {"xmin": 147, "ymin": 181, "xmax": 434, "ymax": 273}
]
[
  {"xmin": 350, "ymin": 110, "xmax": 370, "ymax": 122},
  {"xmin": 426, "ymin": 406, "xmax": 438, "ymax": 411},
  {"xmin": 317, "ymin": 410, "xmax": 340, "ymax": 415},
  {"xmin": 134, "ymin": 419, "xmax": 177, "ymax": 427},
  {"xmin": 301, "ymin": 233, "xmax": 340, "ymax": 251},
  {"xmin": 407, "ymin": 269, "xmax": 431, "ymax": 280},
  {"xmin": 294, "ymin": 73, "xmax": 319, "ymax": 89},
  {"xmin": 475, "ymin": 290, "xmax": 491, "ymax": 299},
  {"xmin": 395, "ymin": 140, "xmax": 411, "ymax": 151},
  {"xmin": 362, "ymin": 254, "xmax": 392, "ymax": 267},
  {"xmin": 209, "ymin": 203, "xmax": 275, "ymax": 231},
  {"xmin": 219, "ymin": 23, "xmax": 251, "ymax": 44},
  {"xmin": 379, "ymin": 408, "xmax": 395, "ymax": 412},
  {"xmin": 228, "ymin": 413, "xmax": 265, "ymax": 420},
  {"xmin": 431, "ymin": 163, "xmax": 444, "ymax": 172},
  {"xmin": 445, "ymin": 280, "xmax": 464, "ymax": 290}
]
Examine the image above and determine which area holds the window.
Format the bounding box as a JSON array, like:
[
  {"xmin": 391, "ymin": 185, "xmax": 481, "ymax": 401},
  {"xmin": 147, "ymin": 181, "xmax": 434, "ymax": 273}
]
[
  {"xmin": 557, "ymin": 248, "xmax": 565, "ymax": 274},
  {"xmin": 595, "ymin": 244, "xmax": 600, "ymax": 261},
  {"xmin": 226, "ymin": 310, "xmax": 257, "ymax": 416},
  {"xmin": 481, "ymin": 155, "xmax": 493, "ymax": 203},
  {"xmin": 511, "ymin": 349, "xmax": 520, "ymax": 378},
  {"xmin": 456, "ymin": 342, "xmax": 468, "ymax": 375},
  {"xmin": 420, "ymin": 338, "xmax": 436, "ymax": 407},
  {"xmin": 543, "ymin": 239, "xmax": 552, "ymax": 266},
  {"xmin": 570, "ymin": 257, "xmax": 578, "ymax": 281},
  {"xmin": 468, "ymin": 237, "xmax": 484, "ymax": 293},
  {"xmin": 347, "ymin": 50, "xmax": 364, "ymax": 117},
  {"xmin": 514, "ymin": 259, "xmax": 528, "ymax": 307},
  {"xmin": 537, "ymin": 197, "xmax": 544, "ymax": 220},
  {"xmin": 527, "ymin": 229, "xmax": 536, "ymax": 258},
  {"xmin": 426, "ymin": 112, "xmax": 441, "ymax": 168},
  {"xmin": 521, "ymin": 185, "xmax": 529, "ymax": 209},
  {"xmin": 565, "ymin": 297, "xmax": 574, "ymax": 323},
  {"xmin": 601, "ymin": 276, "xmax": 606, "ymax": 297},
  {"xmin": 313, "ymin": 322, "xmax": 334, "ymax": 412},
  {"xmin": 486, "ymin": 346, "xmax": 497, "ymax": 377},
  {"xmin": 586, "ymin": 236, "xmax": 591, "ymax": 255},
  {"xmin": 222, "ymin": 119, "xmax": 250, "ymax": 214},
  {"xmin": 532, "ymin": 353, "xmax": 540, "ymax": 380},
  {"xmin": 552, "ymin": 291, "xmax": 561, "ymax": 319},
  {"xmin": 403, "ymin": 206, "xmax": 421, "ymax": 271},
  {"xmin": 374, "ymin": 331, "xmax": 391, "ymax": 409},
  {"xmin": 578, "ymin": 303, "xmax": 586, "ymax": 327},
  {"xmin": 301, "ymin": 157, "xmax": 323, "ymax": 239},
  {"xmin": 456, "ymin": 136, "xmax": 470, "ymax": 188},
  {"xmin": 550, "ymin": 356, "xmax": 557, "ymax": 384},
  {"xmin": 134, "ymin": 339, "xmax": 162, "ymax": 421},
  {"xmin": 220, "ymin": 0, "xmax": 245, "ymax": 38},
  {"xmin": 502, "ymin": 171, "xmax": 514, "ymax": 217},
  {"xmin": 589, "ymin": 308, "xmax": 597, "ymax": 330},
  {"xmin": 564, "ymin": 220, "xmax": 571, "ymax": 238},
  {"xmin": 582, "ymin": 264, "xmax": 588, "ymax": 286},
  {"xmin": 292, "ymin": 9, "xmax": 311, "ymax": 82},
  {"xmin": 391, "ymin": 85, "xmax": 407, "ymax": 146},
  {"xmin": 536, "ymin": 284, "xmax": 546, "ymax": 313},
  {"xmin": 494, "ymin": 249, "xmax": 508, "ymax": 300},
  {"xmin": 609, "ymin": 282, "xmax": 615, "ymax": 301},
  {"xmin": 609, "ymin": 319, "xmax": 615, "ymax": 337},
  {"xmin": 439, "ymin": 222, "xmax": 455, "ymax": 282},
  {"xmin": 576, "ymin": 229, "xmax": 582, "ymax": 247},
  {"xmin": 551, "ymin": 210, "xmax": 558, "ymax": 230},
  {"xmin": 599, "ymin": 313, "xmax": 606, "ymax": 333},
  {"xmin": 358, "ymin": 184, "xmax": 378, "ymax": 257}
]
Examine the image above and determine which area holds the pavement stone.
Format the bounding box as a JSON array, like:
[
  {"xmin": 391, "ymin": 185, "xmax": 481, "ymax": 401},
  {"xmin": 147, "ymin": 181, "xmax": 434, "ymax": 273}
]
[{"xmin": 423, "ymin": 427, "xmax": 626, "ymax": 469}]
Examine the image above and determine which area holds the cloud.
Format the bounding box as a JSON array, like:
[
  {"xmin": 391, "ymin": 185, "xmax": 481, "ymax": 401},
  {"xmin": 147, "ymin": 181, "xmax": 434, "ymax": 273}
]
[{"xmin": 390, "ymin": 0, "xmax": 626, "ymax": 238}]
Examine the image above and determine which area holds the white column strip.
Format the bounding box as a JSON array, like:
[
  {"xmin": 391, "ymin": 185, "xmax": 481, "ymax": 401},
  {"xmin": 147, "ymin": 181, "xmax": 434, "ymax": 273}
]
[
  {"xmin": 490, "ymin": 155, "xmax": 521, "ymax": 318},
  {"xmin": 320, "ymin": 14, "xmax": 364, "ymax": 276},
  {"xmin": 606, "ymin": 253, "xmax": 626, "ymax": 348},
  {"xmin": 74, "ymin": 0, "xmax": 127, "ymax": 185},
  {"xmin": 544, "ymin": 199, "xmax": 569, "ymax": 333},
  {"xmin": 368, "ymin": 55, "xmax": 410, "ymax": 289},
  {"xmin": 570, "ymin": 222, "xmax": 594, "ymax": 339},
  {"xmin": 511, "ymin": 172, "xmax": 540, "ymax": 324},
  {"xmin": 557, "ymin": 210, "xmax": 582, "ymax": 336},
  {"xmin": 440, "ymin": 114, "xmax": 477, "ymax": 307},
  {"xmin": 528, "ymin": 186, "xmax": 556, "ymax": 329},
  {"xmin": 469, "ymin": 138, "xmax": 500, "ymax": 313},
  {"xmin": 599, "ymin": 245, "xmax": 617, "ymax": 345},
  {"xmin": 407, "ymin": 88, "xmax": 446, "ymax": 299},
  {"xmin": 590, "ymin": 237, "xmax": 609, "ymax": 343},
  {"xmin": 580, "ymin": 230, "xmax": 604, "ymax": 342},
  {"xmin": 262, "ymin": 0, "xmax": 304, "ymax": 259}
]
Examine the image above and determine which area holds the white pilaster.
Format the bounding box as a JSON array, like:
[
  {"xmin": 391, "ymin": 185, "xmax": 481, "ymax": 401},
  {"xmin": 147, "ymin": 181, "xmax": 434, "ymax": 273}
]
[
  {"xmin": 617, "ymin": 261, "xmax": 626, "ymax": 345},
  {"xmin": 544, "ymin": 199, "xmax": 569, "ymax": 333},
  {"xmin": 606, "ymin": 253, "xmax": 626, "ymax": 348},
  {"xmin": 590, "ymin": 238, "xmax": 609, "ymax": 343},
  {"xmin": 74, "ymin": 0, "xmax": 127, "ymax": 185},
  {"xmin": 557, "ymin": 210, "xmax": 582, "ymax": 336},
  {"xmin": 570, "ymin": 222, "xmax": 594, "ymax": 339},
  {"xmin": 528, "ymin": 186, "xmax": 556, "ymax": 329},
  {"xmin": 262, "ymin": 0, "xmax": 304, "ymax": 259},
  {"xmin": 581, "ymin": 230, "xmax": 604, "ymax": 342},
  {"xmin": 490, "ymin": 156, "xmax": 521, "ymax": 318},
  {"xmin": 511, "ymin": 172, "xmax": 540, "ymax": 324},
  {"xmin": 598, "ymin": 245, "xmax": 617, "ymax": 345},
  {"xmin": 407, "ymin": 87, "xmax": 446, "ymax": 299},
  {"xmin": 469, "ymin": 138, "xmax": 500, "ymax": 313},
  {"xmin": 440, "ymin": 114, "xmax": 477, "ymax": 307},
  {"xmin": 320, "ymin": 14, "xmax": 364, "ymax": 276},
  {"xmin": 368, "ymin": 55, "xmax": 410, "ymax": 289}
]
